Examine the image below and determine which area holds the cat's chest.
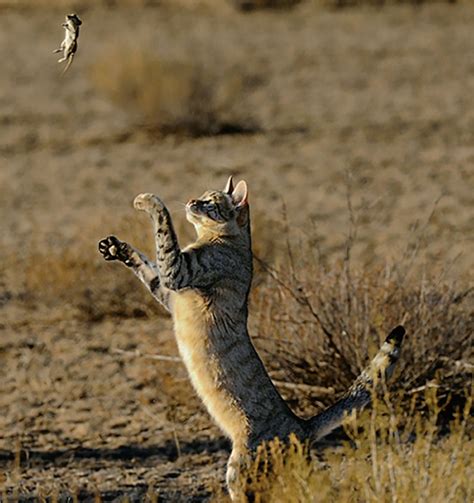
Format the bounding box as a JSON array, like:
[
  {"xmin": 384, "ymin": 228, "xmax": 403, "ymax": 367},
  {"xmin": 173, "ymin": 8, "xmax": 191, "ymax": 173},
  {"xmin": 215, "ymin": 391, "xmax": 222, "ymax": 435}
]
[
  {"xmin": 171, "ymin": 289, "xmax": 211, "ymax": 351},
  {"xmin": 170, "ymin": 289, "xmax": 248, "ymax": 442},
  {"xmin": 171, "ymin": 289, "xmax": 218, "ymax": 392}
]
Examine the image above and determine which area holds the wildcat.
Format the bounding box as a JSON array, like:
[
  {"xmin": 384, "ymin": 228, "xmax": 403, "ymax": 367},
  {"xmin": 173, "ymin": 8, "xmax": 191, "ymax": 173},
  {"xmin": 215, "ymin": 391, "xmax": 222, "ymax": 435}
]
[
  {"xmin": 53, "ymin": 14, "xmax": 82, "ymax": 74},
  {"xmin": 98, "ymin": 177, "xmax": 404, "ymax": 499}
]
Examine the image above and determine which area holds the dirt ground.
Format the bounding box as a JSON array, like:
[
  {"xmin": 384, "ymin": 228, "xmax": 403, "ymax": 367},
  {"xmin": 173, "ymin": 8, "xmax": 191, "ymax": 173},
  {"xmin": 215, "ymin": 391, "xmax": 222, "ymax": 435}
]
[{"xmin": 0, "ymin": 2, "xmax": 473, "ymax": 501}]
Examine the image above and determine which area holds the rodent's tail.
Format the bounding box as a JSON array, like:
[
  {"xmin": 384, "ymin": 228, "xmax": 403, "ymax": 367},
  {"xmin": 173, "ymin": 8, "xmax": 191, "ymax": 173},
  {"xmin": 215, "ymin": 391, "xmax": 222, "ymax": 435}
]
[
  {"xmin": 308, "ymin": 325, "xmax": 405, "ymax": 442},
  {"xmin": 62, "ymin": 54, "xmax": 75, "ymax": 75}
]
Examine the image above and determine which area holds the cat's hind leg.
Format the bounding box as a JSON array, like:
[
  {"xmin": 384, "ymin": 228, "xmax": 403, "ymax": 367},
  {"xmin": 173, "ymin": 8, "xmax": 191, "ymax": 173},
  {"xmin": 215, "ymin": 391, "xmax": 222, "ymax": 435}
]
[
  {"xmin": 98, "ymin": 235, "xmax": 170, "ymax": 311},
  {"xmin": 226, "ymin": 448, "xmax": 249, "ymax": 502}
]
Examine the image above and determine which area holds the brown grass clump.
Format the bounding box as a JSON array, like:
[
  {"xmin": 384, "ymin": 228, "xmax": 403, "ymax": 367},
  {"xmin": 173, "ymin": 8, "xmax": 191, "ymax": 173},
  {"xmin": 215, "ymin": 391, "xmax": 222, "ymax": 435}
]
[
  {"xmin": 5, "ymin": 216, "xmax": 166, "ymax": 321},
  {"xmin": 240, "ymin": 390, "xmax": 472, "ymax": 502},
  {"xmin": 90, "ymin": 44, "xmax": 258, "ymax": 137},
  {"xmin": 0, "ymin": 0, "xmax": 161, "ymax": 7}
]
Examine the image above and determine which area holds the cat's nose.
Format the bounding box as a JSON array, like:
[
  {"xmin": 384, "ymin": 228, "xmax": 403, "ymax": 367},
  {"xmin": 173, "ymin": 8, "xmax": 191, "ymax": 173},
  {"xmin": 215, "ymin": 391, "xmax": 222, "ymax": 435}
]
[{"xmin": 187, "ymin": 199, "xmax": 197, "ymax": 207}]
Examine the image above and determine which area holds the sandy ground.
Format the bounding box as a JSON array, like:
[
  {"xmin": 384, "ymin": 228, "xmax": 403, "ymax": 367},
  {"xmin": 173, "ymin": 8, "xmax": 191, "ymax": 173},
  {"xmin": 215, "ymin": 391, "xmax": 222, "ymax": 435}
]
[{"xmin": 0, "ymin": 2, "xmax": 473, "ymax": 500}]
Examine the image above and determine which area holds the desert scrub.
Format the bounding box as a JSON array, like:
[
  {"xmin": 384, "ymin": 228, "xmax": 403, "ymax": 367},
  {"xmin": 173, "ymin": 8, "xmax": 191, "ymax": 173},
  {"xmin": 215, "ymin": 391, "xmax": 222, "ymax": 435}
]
[
  {"xmin": 239, "ymin": 390, "xmax": 472, "ymax": 503},
  {"xmin": 250, "ymin": 230, "xmax": 473, "ymax": 419},
  {"xmin": 90, "ymin": 43, "xmax": 258, "ymax": 137}
]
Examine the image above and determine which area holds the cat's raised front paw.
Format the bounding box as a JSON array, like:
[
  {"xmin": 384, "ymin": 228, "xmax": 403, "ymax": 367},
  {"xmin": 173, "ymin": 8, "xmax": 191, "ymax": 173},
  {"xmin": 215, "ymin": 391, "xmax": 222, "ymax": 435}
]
[
  {"xmin": 133, "ymin": 193, "xmax": 164, "ymax": 213},
  {"xmin": 98, "ymin": 236, "xmax": 134, "ymax": 266}
]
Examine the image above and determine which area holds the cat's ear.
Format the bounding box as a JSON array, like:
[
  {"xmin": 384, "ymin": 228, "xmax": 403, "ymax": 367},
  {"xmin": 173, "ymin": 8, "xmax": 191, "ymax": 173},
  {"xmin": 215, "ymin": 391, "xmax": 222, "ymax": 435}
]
[
  {"xmin": 224, "ymin": 176, "xmax": 234, "ymax": 195},
  {"xmin": 232, "ymin": 180, "xmax": 248, "ymax": 208},
  {"xmin": 232, "ymin": 181, "xmax": 249, "ymax": 226}
]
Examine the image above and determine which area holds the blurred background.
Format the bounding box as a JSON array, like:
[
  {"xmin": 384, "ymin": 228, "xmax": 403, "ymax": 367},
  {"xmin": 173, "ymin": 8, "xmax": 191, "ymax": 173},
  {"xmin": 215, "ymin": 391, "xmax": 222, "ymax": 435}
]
[{"xmin": 0, "ymin": 0, "xmax": 472, "ymax": 500}]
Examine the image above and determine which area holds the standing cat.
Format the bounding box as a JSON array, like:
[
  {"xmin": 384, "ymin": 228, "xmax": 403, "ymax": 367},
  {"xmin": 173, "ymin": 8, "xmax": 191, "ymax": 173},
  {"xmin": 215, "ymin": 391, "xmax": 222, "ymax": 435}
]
[{"xmin": 98, "ymin": 177, "xmax": 404, "ymax": 499}]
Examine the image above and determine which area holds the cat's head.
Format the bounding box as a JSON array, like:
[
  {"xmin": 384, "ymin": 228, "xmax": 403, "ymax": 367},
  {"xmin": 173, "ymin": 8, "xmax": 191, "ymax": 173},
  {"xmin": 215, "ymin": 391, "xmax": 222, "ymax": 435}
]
[{"xmin": 185, "ymin": 176, "xmax": 249, "ymax": 237}]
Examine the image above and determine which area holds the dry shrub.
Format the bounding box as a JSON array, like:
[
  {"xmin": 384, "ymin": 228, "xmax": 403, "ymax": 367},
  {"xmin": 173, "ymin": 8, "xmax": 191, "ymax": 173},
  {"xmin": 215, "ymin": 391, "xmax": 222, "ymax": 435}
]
[
  {"xmin": 90, "ymin": 44, "xmax": 258, "ymax": 137},
  {"xmin": 0, "ymin": 0, "xmax": 161, "ymax": 7},
  {"xmin": 241, "ymin": 391, "xmax": 472, "ymax": 502},
  {"xmin": 251, "ymin": 232, "xmax": 473, "ymax": 419},
  {"xmin": 231, "ymin": 0, "xmax": 303, "ymax": 10},
  {"xmin": 6, "ymin": 216, "xmax": 166, "ymax": 321},
  {"xmin": 323, "ymin": 0, "xmax": 459, "ymax": 6},
  {"xmin": 24, "ymin": 248, "xmax": 96, "ymax": 297},
  {"xmin": 231, "ymin": 0, "xmax": 458, "ymax": 10}
]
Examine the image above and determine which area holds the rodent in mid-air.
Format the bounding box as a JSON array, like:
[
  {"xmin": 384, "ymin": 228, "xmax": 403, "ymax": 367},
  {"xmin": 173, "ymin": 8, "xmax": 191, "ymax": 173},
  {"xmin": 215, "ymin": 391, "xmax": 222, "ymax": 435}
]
[{"xmin": 53, "ymin": 14, "xmax": 82, "ymax": 74}]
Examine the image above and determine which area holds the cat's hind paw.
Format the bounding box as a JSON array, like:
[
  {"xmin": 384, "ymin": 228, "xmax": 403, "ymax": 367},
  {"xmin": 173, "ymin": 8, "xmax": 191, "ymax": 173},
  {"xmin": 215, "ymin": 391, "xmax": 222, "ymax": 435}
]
[
  {"xmin": 370, "ymin": 325, "xmax": 405, "ymax": 381},
  {"xmin": 98, "ymin": 236, "xmax": 134, "ymax": 266},
  {"xmin": 133, "ymin": 193, "xmax": 164, "ymax": 213}
]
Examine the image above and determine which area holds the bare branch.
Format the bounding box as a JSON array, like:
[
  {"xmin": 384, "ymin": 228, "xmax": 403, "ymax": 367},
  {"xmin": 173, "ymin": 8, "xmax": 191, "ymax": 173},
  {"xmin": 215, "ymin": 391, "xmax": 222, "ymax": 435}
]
[
  {"xmin": 111, "ymin": 347, "xmax": 182, "ymax": 362},
  {"xmin": 271, "ymin": 379, "xmax": 335, "ymax": 397}
]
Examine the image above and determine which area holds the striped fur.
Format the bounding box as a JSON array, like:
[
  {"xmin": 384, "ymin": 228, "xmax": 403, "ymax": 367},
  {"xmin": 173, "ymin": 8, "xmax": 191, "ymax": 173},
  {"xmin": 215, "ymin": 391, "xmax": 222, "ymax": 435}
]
[{"xmin": 98, "ymin": 177, "xmax": 404, "ymax": 500}]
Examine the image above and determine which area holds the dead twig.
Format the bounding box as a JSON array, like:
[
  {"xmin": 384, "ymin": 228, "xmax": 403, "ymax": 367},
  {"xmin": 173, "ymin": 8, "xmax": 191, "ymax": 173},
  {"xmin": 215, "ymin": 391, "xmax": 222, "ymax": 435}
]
[
  {"xmin": 254, "ymin": 254, "xmax": 355, "ymax": 378},
  {"xmin": 272, "ymin": 379, "xmax": 335, "ymax": 397},
  {"xmin": 407, "ymin": 383, "xmax": 440, "ymax": 395},
  {"xmin": 111, "ymin": 347, "xmax": 181, "ymax": 362}
]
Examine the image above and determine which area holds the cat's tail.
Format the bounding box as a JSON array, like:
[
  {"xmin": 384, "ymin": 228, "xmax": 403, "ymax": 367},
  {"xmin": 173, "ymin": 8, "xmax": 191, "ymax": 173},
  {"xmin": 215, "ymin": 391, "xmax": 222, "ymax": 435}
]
[{"xmin": 308, "ymin": 325, "xmax": 405, "ymax": 442}]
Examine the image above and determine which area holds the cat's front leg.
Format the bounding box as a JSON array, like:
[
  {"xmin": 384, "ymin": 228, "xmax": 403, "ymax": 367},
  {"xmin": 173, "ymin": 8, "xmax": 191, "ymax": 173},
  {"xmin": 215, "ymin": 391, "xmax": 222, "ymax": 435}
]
[
  {"xmin": 134, "ymin": 193, "xmax": 192, "ymax": 291},
  {"xmin": 98, "ymin": 235, "xmax": 171, "ymax": 311}
]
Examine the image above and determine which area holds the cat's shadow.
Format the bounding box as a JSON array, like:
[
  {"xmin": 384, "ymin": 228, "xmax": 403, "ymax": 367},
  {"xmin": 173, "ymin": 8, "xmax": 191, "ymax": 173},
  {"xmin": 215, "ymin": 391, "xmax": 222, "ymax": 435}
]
[{"xmin": 0, "ymin": 436, "xmax": 231, "ymax": 467}]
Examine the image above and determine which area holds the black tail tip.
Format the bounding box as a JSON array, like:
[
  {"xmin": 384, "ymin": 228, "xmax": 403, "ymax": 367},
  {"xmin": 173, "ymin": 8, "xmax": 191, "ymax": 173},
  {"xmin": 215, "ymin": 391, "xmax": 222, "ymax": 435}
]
[{"xmin": 386, "ymin": 325, "xmax": 405, "ymax": 346}]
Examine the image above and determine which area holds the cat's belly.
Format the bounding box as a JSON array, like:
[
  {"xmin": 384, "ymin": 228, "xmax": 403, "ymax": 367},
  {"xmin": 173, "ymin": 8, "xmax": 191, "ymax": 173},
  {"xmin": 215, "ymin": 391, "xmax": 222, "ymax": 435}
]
[{"xmin": 171, "ymin": 290, "xmax": 248, "ymax": 446}]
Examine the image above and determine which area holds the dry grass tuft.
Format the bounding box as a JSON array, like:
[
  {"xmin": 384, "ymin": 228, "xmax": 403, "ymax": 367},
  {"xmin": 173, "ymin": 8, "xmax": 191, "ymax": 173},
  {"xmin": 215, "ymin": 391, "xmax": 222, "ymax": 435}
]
[
  {"xmin": 241, "ymin": 391, "xmax": 472, "ymax": 502},
  {"xmin": 90, "ymin": 44, "xmax": 258, "ymax": 137}
]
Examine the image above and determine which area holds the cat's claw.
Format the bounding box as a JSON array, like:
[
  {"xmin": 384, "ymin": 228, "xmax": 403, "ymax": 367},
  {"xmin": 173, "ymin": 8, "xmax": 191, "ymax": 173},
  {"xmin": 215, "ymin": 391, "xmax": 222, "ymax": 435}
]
[
  {"xmin": 98, "ymin": 236, "xmax": 134, "ymax": 266},
  {"xmin": 133, "ymin": 193, "xmax": 164, "ymax": 213}
]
